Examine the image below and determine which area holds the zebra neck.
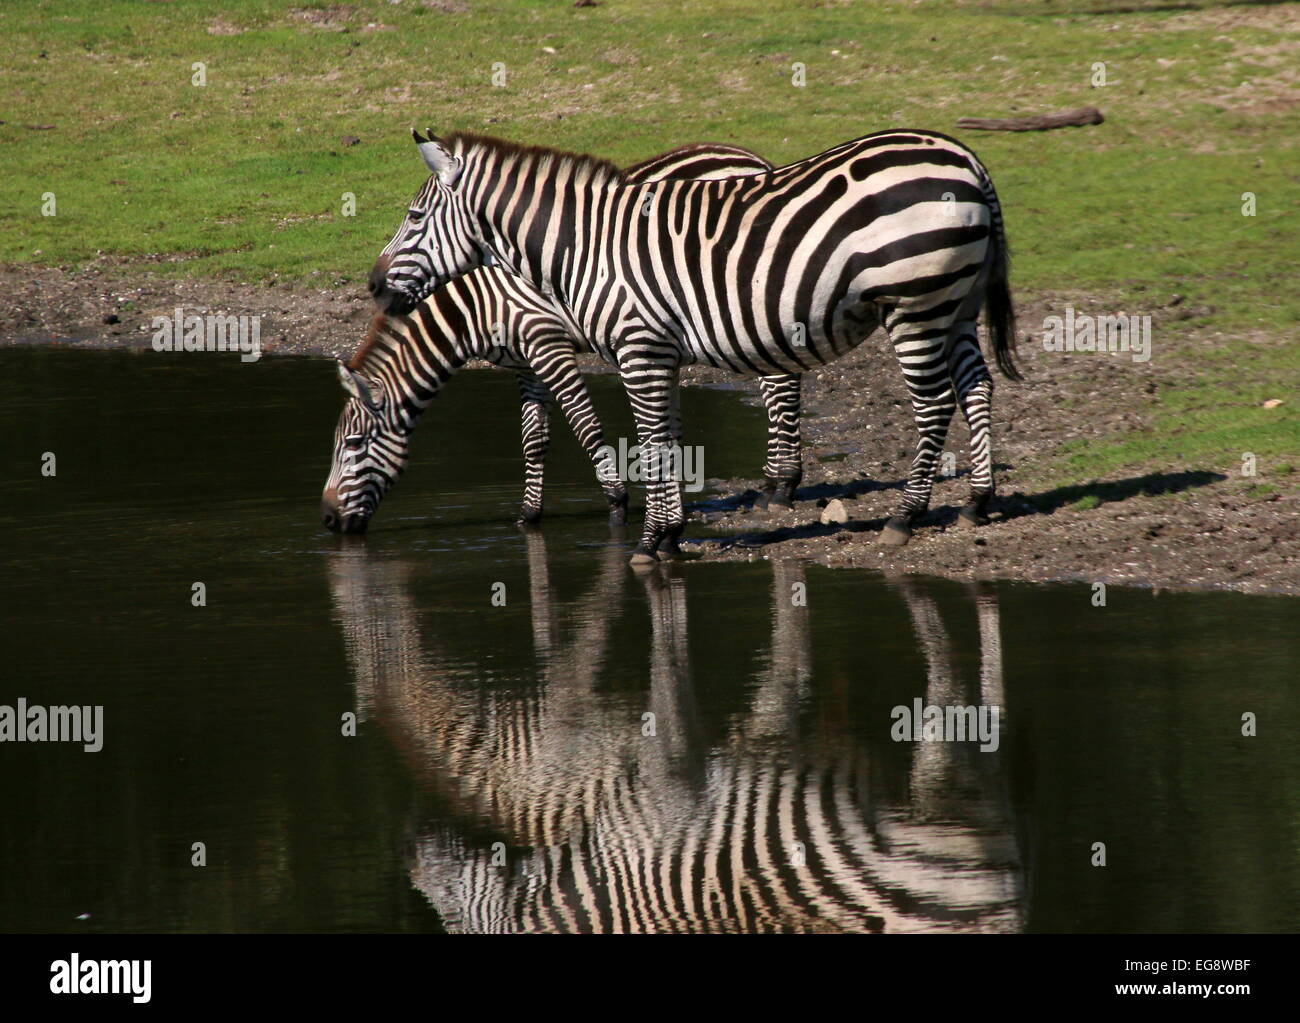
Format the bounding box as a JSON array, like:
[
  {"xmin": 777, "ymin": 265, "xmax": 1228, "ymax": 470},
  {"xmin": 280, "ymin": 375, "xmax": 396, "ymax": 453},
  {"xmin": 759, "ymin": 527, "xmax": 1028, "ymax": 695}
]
[
  {"xmin": 360, "ymin": 314, "xmax": 473, "ymax": 421},
  {"xmin": 460, "ymin": 147, "xmax": 616, "ymax": 301},
  {"xmin": 421, "ymin": 271, "xmax": 523, "ymax": 362}
]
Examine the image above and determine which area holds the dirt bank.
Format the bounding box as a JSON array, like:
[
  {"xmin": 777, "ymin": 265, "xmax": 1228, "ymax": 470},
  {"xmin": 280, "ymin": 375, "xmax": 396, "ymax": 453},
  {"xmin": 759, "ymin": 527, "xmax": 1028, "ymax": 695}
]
[
  {"xmin": 4, "ymin": 262, "xmax": 1296, "ymax": 596},
  {"xmin": 0, "ymin": 261, "xmax": 374, "ymax": 359}
]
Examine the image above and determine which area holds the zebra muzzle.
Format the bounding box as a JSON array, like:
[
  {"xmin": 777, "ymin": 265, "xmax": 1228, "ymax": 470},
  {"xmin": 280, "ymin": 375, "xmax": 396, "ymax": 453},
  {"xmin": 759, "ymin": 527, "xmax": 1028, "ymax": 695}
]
[
  {"xmin": 321, "ymin": 492, "xmax": 369, "ymax": 535},
  {"xmin": 368, "ymin": 255, "xmax": 418, "ymax": 315}
]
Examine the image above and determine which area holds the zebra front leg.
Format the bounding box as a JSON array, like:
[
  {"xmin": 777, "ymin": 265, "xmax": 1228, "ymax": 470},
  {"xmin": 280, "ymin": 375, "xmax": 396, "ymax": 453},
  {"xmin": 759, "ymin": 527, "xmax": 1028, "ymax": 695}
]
[
  {"xmin": 616, "ymin": 347, "xmax": 684, "ymax": 565},
  {"xmin": 528, "ymin": 338, "xmax": 628, "ymax": 525},
  {"xmin": 655, "ymin": 375, "xmax": 687, "ymax": 558},
  {"xmin": 881, "ymin": 385, "xmax": 957, "ymax": 546},
  {"xmin": 952, "ymin": 335, "xmax": 996, "ymax": 528},
  {"xmin": 756, "ymin": 374, "xmax": 803, "ymax": 508},
  {"xmin": 515, "ymin": 372, "xmax": 551, "ymax": 525}
]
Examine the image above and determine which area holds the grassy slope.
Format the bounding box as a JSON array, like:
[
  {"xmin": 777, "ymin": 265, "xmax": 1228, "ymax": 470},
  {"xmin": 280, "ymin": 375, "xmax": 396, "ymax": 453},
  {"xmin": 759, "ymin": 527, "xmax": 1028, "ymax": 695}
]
[{"xmin": 2, "ymin": 0, "xmax": 1297, "ymax": 483}]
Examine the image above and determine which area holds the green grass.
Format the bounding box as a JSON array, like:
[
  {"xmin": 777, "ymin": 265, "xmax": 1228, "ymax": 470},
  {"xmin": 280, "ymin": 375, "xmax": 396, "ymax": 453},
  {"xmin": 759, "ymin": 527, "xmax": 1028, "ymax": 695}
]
[
  {"xmin": 2, "ymin": 0, "xmax": 1297, "ymax": 488},
  {"xmin": 1043, "ymin": 333, "xmax": 1299, "ymax": 490},
  {"xmin": 3, "ymin": 0, "xmax": 1296, "ymax": 317}
]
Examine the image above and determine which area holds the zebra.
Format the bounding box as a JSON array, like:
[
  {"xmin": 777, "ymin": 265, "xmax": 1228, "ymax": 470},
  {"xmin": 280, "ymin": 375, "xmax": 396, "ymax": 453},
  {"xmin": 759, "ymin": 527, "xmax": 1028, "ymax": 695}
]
[
  {"xmin": 322, "ymin": 144, "xmax": 804, "ymax": 536},
  {"xmin": 327, "ymin": 541, "xmax": 1024, "ymax": 933},
  {"xmin": 368, "ymin": 128, "xmax": 1019, "ymax": 561}
]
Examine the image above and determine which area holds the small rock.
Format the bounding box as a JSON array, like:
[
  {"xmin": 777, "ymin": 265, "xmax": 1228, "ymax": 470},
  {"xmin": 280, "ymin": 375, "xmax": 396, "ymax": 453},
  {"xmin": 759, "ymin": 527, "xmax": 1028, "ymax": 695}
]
[
  {"xmin": 1262, "ymin": 399, "xmax": 1283, "ymax": 409},
  {"xmin": 340, "ymin": 135, "xmax": 361, "ymax": 147},
  {"xmin": 820, "ymin": 499, "xmax": 848, "ymax": 525}
]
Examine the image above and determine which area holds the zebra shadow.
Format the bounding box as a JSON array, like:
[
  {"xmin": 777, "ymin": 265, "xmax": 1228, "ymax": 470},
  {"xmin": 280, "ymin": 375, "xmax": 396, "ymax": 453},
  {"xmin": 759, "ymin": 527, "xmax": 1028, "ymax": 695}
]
[
  {"xmin": 697, "ymin": 460, "xmax": 1025, "ymax": 516},
  {"xmin": 326, "ymin": 540, "xmax": 1026, "ymax": 933},
  {"xmin": 700, "ymin": 468, "xmax": 1224, "ymax": 549},
  {"xmin": 690, "ymin": 474, "xmax": 900, "ymax": 515},
  {"xmin": 999, "ymin": 469, "xmax": 1227, "ymax": 520}
]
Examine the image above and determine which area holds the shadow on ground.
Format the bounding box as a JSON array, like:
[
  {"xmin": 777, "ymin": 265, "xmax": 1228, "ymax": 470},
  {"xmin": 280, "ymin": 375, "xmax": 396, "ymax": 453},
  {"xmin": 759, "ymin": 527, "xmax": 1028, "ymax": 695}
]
[{"xmin": 694, "ymin": 469, "xmax": 1227, "ymax": 551}]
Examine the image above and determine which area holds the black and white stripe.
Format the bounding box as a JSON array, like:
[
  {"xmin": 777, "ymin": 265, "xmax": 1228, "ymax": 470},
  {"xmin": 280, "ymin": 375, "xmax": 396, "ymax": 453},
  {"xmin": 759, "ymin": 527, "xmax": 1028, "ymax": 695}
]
[
  {"xmin": 323, "ymin": 144, "xmax": 803, "ymax": 534},
  {"xmin": 328, "ymin": 545, "xmax": 1023, "ymax": 934},
  {"xmin": 370, "ymin": 128, "xmax": 1018, "ymax": 558}
]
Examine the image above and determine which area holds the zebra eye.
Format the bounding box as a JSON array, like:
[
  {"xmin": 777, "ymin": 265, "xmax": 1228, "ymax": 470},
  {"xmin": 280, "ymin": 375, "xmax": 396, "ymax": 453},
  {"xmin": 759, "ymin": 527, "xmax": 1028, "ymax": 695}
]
[
  {"xmin": 344, "ymin": 434, "xmax": 366, "ymax": 450},
  {"xmin": 408, "ymin": 208, "xmax": 426, "ymax": 222}
]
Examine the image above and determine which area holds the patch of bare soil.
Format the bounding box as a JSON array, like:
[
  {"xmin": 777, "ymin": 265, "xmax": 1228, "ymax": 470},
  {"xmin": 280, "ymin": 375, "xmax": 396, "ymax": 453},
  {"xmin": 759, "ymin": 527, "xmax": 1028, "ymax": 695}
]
[
  {"xmin": 679, "ymin": 290, "xmax": 1297, "ymax": 596},
  {"xmin": 0, "ymin": 261, "xmax": 374, "ymax": 359},
  {"xmin": 289, "ymin": 6, "xmax": 356, "ymax": 32},
  {"xmin": 2, "ymin": 263, "xmax": 1295, "ymax": 595}
]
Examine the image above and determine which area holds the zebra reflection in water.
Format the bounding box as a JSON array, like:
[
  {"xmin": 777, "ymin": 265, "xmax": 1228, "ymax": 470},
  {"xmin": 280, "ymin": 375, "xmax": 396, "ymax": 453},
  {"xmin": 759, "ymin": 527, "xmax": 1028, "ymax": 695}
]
[{"xmin": 327, "ymin": 547, "xmax": 1024, "ymax": 933}]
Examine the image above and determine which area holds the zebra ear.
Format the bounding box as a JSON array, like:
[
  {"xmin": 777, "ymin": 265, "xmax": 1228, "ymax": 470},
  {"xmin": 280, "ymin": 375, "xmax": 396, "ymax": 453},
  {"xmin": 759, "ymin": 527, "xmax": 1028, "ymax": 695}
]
[
  {"xmin": 412, "ymin": 129, "xmax": 462, "ymax": 188},
  {"xmin": 337, "ymin": 361, "xmax": 382, "ymax": 411}
]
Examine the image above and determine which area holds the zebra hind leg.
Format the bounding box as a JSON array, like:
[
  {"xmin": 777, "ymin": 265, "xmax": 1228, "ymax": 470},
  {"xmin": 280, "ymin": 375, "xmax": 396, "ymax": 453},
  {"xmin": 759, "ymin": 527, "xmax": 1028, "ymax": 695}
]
[
  {"xmin": 951, "ymin": 333, "xmax": 996, "ymax": 528},
  {"xmin": 881, "ymin": 318, "xmax": 958, "ymax": 546},
  {"xmin": 654, "ymin": 366, "xmax": 687, "ymax": 558},
  {"xmin": 756, "ymin": 374, "xmax": 803, "ymax": 509}
]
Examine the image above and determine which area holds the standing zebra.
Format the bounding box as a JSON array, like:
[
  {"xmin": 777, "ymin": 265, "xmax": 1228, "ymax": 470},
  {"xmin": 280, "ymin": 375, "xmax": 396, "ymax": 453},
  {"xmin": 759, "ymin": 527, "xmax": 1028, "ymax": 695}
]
[
  {"xmin": 322, "ymin": 144, "xmax": 802, "ymax": 536},
  {"xmin": 369, "ymin": 129, "xmax": 1019, "ymax": 560}
]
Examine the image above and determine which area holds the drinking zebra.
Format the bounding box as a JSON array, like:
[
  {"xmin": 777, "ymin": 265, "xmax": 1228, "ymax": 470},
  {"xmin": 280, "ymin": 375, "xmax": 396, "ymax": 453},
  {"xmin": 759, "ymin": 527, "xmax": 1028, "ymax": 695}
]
[
  {"xmin": 369, "ymin": 128, "xmax": 1019, "ymax": 560},
  {"xmin": 322, "ymin": 144, "xmax": 803, "ymax": 536}
]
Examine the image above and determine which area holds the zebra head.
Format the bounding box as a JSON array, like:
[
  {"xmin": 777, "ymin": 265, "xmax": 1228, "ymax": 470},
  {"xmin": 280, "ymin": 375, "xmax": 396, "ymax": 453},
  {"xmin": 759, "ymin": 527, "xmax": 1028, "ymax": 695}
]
[
  {"xmin": 369, "ymin": 130, "xmax": 486, "ymax": 316},
  {"xmin": 321, "ymin": 359, "xmax": 411, "ymax": 534}
]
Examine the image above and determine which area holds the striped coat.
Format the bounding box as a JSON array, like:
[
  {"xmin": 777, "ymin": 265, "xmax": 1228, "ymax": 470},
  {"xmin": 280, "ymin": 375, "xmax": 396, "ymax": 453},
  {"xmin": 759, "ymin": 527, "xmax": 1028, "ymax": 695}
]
[
  {"xmin": 328, "ymin": 543, "xmax": 1023, "ymax": 933},
  {"xmin": 322, "ymin": 144, "xmax": 805, "ymax": 535},
  {"xmin": 370, "ymin": 128, "xmax": 1018, "ymax": 559}
]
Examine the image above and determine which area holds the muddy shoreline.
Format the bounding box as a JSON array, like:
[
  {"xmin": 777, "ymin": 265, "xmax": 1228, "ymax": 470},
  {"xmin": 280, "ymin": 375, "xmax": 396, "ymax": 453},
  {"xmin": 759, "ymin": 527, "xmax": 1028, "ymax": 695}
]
[{"xmin": 5, "ymin": 263, "xmax": 1296, "ymax": 596}]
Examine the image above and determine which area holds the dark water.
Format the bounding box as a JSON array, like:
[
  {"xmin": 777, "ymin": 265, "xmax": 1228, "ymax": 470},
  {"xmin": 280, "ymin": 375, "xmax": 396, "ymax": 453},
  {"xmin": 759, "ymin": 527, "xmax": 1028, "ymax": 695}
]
[{"xmin": 1, "ymin": 346, "xmax": 1296, "ymax": 934}]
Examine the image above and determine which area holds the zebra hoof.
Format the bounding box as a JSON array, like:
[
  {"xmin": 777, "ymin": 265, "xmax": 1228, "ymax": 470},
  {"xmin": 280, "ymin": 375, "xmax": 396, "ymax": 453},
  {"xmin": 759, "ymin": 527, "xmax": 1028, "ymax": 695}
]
[
  {"xmin": 517, "ymin": 504, "xmax": 543, "ymax": 526},
  {"xmin": 957, "ymin": 505, "xmax": 990, "ymax": 529},
  {"xmin": 629, "ymin": 548, "xmax": 659, "ymax": 568},
  {"xmin": 767, "ymin": 484, "xmax": 796, "ymax": 509},
  {"xmin": 608, "ymin": 502, "xmax": 627, "ymax": 526},
  {"xmin": 757, "ymin": 480, "xmax": 796, "ymax": 510},
  {"xmin": 656, "ymin": 537, "xmax": 684, "ymax": 559},
  {"xmin": 879, "ymin": 517, "xmax": 913, "ymax": 546}
]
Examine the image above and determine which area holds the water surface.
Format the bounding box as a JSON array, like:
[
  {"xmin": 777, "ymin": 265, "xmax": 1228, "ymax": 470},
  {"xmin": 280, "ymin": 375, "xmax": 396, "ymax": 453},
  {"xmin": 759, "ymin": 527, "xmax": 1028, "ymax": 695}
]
[{"xmin": 1, "ymin": 347, "xmax": 1296, "ymax": 933}]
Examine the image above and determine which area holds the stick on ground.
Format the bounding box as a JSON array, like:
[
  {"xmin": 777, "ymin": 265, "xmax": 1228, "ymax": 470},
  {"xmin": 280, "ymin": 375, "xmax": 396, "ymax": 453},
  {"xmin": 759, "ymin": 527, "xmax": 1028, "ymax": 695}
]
[{"xmin": 957, "ymin": 106, "xmax": 1104, "ymax": 132}]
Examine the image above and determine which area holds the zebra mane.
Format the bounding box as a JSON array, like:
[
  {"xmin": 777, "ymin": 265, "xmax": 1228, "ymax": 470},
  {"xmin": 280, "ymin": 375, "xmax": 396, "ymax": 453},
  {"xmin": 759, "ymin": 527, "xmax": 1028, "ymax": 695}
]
[
  {"xmin": 443, "ymin": 131, "xmax": 626, "ymax": 185},
  {"xmin": 348, "ymin": 313, "xmax": 397, "ymax": 374}
]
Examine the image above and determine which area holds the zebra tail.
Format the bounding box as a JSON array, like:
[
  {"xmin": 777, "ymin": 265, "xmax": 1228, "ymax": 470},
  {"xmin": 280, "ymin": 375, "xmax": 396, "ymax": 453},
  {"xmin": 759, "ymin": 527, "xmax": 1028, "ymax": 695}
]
[{"xmin": 982, "ymin": 183, "xmax": 1022, "ymax": 382}]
